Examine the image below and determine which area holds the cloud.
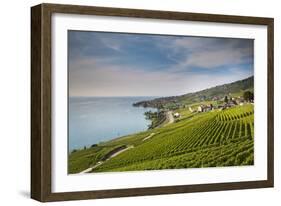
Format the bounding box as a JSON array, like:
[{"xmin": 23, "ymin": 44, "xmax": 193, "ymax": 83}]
[
  {"xmin": 184, "ymin": 48, "xmax": 250, "ymax": 68},
  {"xmin": 69, "ymin": 57, "xmax": 252, "ymax": 97},
  {"xmin": 158, "ymin": 37, "xmax": 253, "ymax": 70},
  {"xmin": 68, "ymin": 31, "xmax": 254, "ymax": 97},
  {"xmin": 100, "ymin": 37, "xmax": 122, "ymax": 51}
]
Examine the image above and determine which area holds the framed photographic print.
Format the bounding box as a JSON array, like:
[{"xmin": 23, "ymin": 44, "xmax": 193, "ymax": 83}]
[{"xmin": 31, "ymin": 3, "xmax": 274, "ymax": 202}]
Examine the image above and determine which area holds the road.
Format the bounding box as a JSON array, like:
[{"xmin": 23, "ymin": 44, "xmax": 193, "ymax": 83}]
[
  {"xmin": 79, "ymin": 145, "xmax": 134, "ymax": 174},
  {"xmin": 155, "ymin": 111, "xmax": 175, "ymax": 128},
  {"xmin": 166, "ymin": 111, "xmax": 174, "ymax": 124}
]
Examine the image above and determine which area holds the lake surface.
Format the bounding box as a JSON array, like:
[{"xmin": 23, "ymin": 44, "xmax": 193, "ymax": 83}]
[{"xmin": 69, "ymin": 96, "xmax": 156, "ymax": 151}]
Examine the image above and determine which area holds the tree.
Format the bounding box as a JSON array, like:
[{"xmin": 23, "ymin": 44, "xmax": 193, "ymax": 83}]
[
  {"xmin": 243, "ymin": 91, "xmax": 254, "ymax": 102},
  {"xmin": 224, "ymin": 96, "xmax": 228, "ymax": 103}
]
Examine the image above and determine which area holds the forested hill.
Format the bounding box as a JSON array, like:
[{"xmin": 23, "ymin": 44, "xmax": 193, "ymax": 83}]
[{"xmin": 133, "ymin": 76, "xmax": 254, "ymax": 109}]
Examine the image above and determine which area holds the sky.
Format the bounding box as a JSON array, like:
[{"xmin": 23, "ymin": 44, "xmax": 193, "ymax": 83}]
[{"xmin": 68, "ymin": 31, "xmax": 254, "ymax": 97}]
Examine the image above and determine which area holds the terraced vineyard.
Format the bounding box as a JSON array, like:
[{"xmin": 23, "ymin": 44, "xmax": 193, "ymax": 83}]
[
  {"xmin": 69, "ymin": 104, "xmax": 254, "ymax": 173},
  {"xmin": 69, "ymin": 104, "xmax": 252, "ymax": 173}
]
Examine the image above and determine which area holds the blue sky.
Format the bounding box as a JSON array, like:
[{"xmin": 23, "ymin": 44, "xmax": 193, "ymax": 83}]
[{"xmin": 68, "ymin": 31, "xmax": 254, "ymax": 97}]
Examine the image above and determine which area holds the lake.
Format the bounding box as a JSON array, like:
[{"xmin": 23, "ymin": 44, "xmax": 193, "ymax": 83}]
[{"xmin": 69, "ymin": 96, "xmax": 157, "ymax": 151}]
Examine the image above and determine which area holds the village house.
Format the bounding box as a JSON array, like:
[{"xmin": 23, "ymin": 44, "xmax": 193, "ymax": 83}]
[
  {"xmin": 197, "ymin": 105, "xmax": 203, "ymax": 112},
  {"xmin": 228, "ymin": 99, "xmax": 238, "ymax": 107},
  {"xmin": 197, "ymin": 104, "xmax": 213, "ymax": 112},
  {"xmin": 212, "ymin": 96, "xmax": 219, "ymax": 101},
  {"xmin": 173, "ymin": 112, "xmax": 180, "ymax": 118}
]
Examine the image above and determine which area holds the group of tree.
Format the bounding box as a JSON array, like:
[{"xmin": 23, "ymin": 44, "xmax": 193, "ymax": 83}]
[
  {"xmin": 223, "ymin": 90, "xmax": 253, "ymax": 104},
  {"xmin": 243, "ymin": 91, "xmax": 254, "ymax": 102}
]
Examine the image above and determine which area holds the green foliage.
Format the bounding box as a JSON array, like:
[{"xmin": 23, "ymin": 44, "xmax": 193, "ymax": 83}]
[
  {"xmin": 71, "ymin": 149, "xmax": 77, "ymax": 153},
  {"xmin": 224, "ymin": 96, "xmax": 228, "ymax": 103},
  {"xmin": 243, "ymin": 91, "xmax": 254, "ymax": 102},
  {"xmin": 144, "ymin": 110, "xmax": 166, "ymax": 129}
]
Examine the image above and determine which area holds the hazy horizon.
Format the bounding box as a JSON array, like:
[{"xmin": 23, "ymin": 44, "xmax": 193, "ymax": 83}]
[
  {"xmin": 68, "ymin": 75, "xmax": 253, "ymax": 98},
  {"xmin": 68, "ymin": 31, "xmax": 254, "ymax": 97}
]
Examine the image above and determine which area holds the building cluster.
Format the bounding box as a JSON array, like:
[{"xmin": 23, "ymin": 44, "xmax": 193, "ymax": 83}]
[
  {"xmin": 197, "ymin": 96, "xmax": 254, "ymax": 113},
  {"xmin": 169, "ymin": 94, "xmax": 254, "ymax": 118},
  {"xmin": 197, "ymin": 104, "xmax": 214, "ymax": 113}
]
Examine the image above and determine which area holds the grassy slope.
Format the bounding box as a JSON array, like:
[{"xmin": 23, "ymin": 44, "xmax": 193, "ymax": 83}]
[{"xmin": 69, "ymin": 104, "xmax": 254, "ymax": 173}]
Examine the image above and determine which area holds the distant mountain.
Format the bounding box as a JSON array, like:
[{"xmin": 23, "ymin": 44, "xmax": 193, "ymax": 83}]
[{"xmin": 133, "ymin": 76, "xmax": 253, "ymax": 109}]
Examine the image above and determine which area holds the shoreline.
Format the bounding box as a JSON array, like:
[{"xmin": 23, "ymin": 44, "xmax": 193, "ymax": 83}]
[
  {"xmin": 69, "ymin": 108, "xmax": 173, "ymax": 153},
  {"xmin": 69, "ymin": 100, "xmax": 159, "ymax": 152}
]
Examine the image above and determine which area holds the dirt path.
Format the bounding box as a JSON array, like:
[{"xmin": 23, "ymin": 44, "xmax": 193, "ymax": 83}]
[
  {"xmin": 142, "ymin": 133, "xmax": 155, "ymax": 141},
  {"xmin": 79, "ymin": 145, "xmax": 134, "ymax": 174},
  {"xmin": 109, "ymin": 145, "xmax": 134, "ymax": 158}
]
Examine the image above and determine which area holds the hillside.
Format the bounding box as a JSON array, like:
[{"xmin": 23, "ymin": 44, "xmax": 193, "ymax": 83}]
[
  {"xmin": 133, "ymin": 76, "xmax": 253, "ymax": 109},
  {"xmin": 69, "ymin": 104, "xmax": 254, "ymax": 173}
]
